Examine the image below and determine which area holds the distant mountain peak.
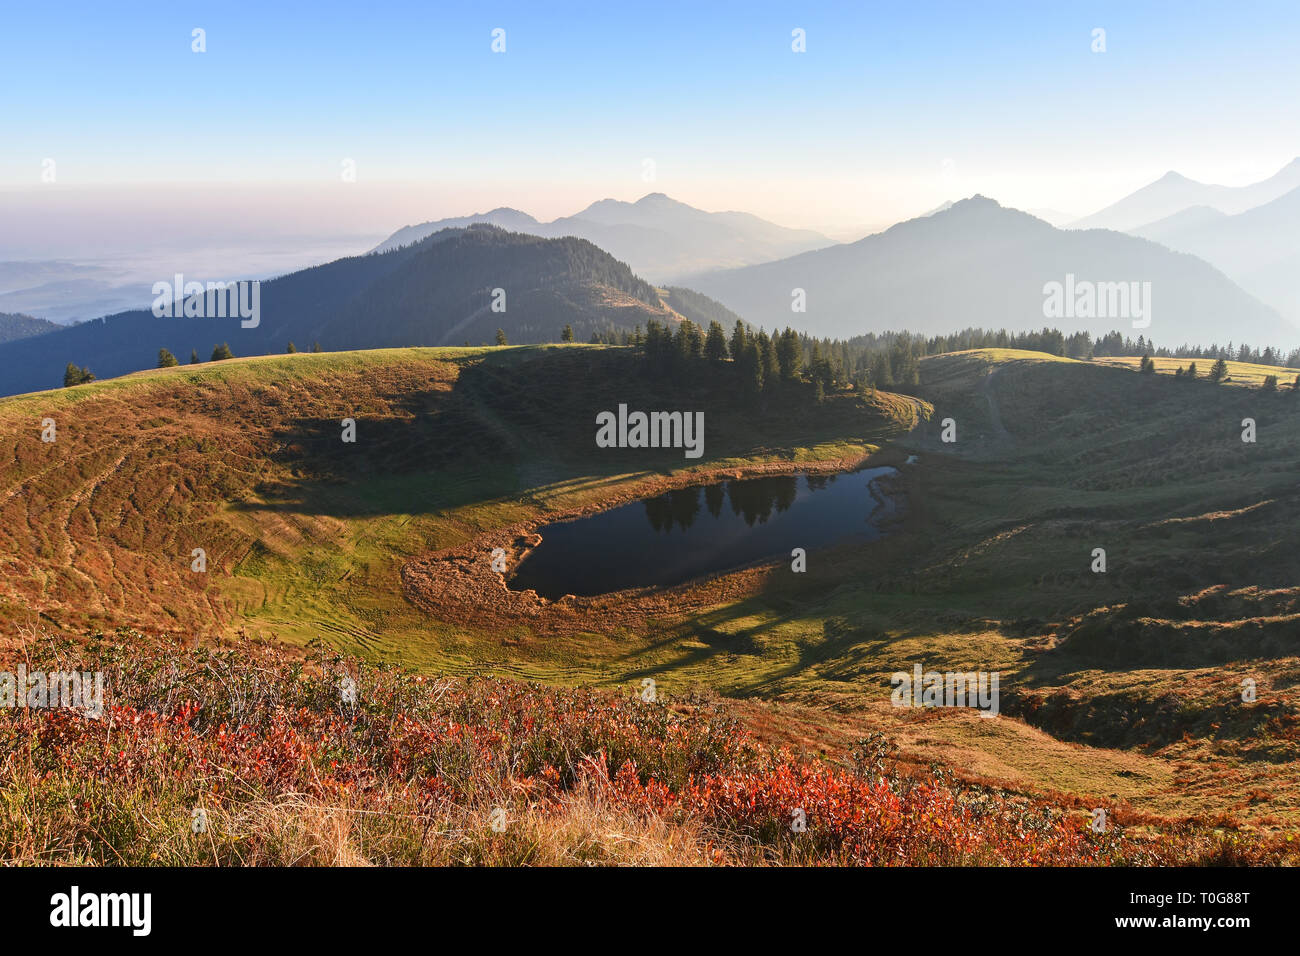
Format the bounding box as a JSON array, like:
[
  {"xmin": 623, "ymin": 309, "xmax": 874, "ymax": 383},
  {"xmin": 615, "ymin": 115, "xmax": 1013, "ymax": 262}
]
[
  {"xmin": 372, "ymin": 193, "xmax": 835, "ymax": 281},
  {"xmin": 1073, "ymin": 158, "xmax": 1300, "ymax": 231},
  {"xmin": 939, "ymin": 195, "xmax": 1006, "ymax": 216},
  {"xmin": 688, "ymin": 192, "xmax": 1292, "ymax": 348}
]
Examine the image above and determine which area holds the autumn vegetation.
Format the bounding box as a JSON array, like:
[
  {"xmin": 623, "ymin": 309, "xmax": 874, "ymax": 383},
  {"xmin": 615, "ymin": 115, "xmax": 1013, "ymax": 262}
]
[{"xmin": 5, "ymin": 627, "xmax": 1289, "ymax": 866}]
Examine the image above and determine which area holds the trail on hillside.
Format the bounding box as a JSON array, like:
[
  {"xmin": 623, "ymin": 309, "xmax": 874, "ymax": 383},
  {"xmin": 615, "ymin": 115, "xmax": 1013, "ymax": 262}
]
[
  {"xmin": 437, "ymin": 302, "xmax": 494, "ymax": 345},
  {"xmin": 981, "ymin": 367, "xmax": 1013, "ymax": 444}
]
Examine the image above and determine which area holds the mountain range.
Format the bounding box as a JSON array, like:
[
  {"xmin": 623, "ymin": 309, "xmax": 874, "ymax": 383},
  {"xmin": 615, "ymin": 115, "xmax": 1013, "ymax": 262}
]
[
  {"xmin": 6, "ymin": 186, "xmax": 1297, "ymax": 398},
  {"xmin": 372, "ymin": 192, "xmax": 835, "ymax": 282},
  {"xmin": 0, "ymin": 312, "xmax": 60, "ymax": 345},
  {"xmin": 0, "ymin": 226, "xmax": 675, "ymax": 397},
  {"xmin": 686, "ymin": 196, "xmax": 1295, "ymax": 346},
  {"xmin": 1070, "ymin": 158, "xmax": 1300, "ymax": 232},
  {"xmin": 1131, "ymin": 185, "xmax": 1300, "ymax": 325},
  {"xmin": 1058, "ymin": 159, "xmax": 1300, "ymax": 325}
]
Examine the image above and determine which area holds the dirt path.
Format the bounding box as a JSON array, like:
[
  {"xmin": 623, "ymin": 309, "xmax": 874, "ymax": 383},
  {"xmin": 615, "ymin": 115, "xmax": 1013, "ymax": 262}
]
[{"xmin": 981, "ymin": 367, "xmax": 1012, "ymax": 443}]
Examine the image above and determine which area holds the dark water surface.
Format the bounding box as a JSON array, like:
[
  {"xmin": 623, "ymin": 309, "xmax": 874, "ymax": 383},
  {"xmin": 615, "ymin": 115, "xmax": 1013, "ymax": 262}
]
[{"xmin": 508, "ymin": 466, "xmax": 899, "ymax": 598}]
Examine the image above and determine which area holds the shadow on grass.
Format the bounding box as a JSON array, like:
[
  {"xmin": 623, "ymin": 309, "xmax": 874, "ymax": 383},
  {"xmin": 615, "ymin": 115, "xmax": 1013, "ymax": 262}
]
[{"xmin": 234, "ymin": 347, "xmax": 902, "ymax": 519}]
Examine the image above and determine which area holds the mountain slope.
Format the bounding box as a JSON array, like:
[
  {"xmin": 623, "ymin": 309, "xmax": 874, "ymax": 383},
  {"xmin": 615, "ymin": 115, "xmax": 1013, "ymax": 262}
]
[
  {"xmin": 1071, "ymin": 158, "xmax": 1300, "ymax": 231},
  {"xmin": 375, "ymin": 208, "xmax": 543, "ymax": 253},
  {"xmin": 0, "ymin": 344, "xmax": 914, "ymax": 643},
  {"xmin": 6, "ymin": 344, "xmax": 1300, "ymax": 835},
  {"xmin": 0, "ymin": 311, "xmax": 60, "ymax": 344},
  {"xmin": 687, "ymin": 196, "xmax": 1296, "ymax": 346},
  {"xmin": 660, "ymin": 286, "xmax": 745, "ymax": 330},
  {"xmin": 1134, "ymin": 186, "xmax": 1300, "ymax": 324},
  {"xmin": 371, "ymin": 192, "xmax": 835, "ymax": 281},
  {"xmin": 0, "ymin": 226, "xmax": 673, "ymax": 397}
]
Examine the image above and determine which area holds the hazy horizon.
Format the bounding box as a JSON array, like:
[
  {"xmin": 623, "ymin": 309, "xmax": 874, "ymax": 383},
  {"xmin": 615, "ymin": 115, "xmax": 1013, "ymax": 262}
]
[{"xmin": 4, "ymin": 0, "xmax": 1300, "ymax": 247}]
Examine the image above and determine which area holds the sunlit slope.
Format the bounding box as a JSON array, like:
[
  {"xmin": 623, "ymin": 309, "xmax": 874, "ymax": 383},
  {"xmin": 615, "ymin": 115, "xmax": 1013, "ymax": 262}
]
[
  {"xmin": 1095, "ymin": 354, "xmax": 1300, "ymax": 387},
  {"xmin": 0, "ymin": 344, "xmax": 922, "ymax": 644},
  {"xmin": 4, "ymin": 343, "xmax": 1300, "ymax": 823},
  {"xmin": 772, "ymin": 348, "xmax": 1300, "ymax": 820},
  {"xmin": 623, "ymin": 347, "xmax": 1300, "ymax": 823}
]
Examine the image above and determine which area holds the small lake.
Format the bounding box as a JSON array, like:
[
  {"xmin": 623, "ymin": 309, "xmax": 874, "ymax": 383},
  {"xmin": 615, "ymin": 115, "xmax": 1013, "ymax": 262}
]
[{"xmin": 508, "ymin": 466, "xmax": 899, "ymax": 598}]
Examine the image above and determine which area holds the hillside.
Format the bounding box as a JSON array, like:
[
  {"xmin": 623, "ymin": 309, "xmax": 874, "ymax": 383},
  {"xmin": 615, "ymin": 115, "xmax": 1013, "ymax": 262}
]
[
  {"xmin": 7, "ymin": 626, "xmax": 1214, "ymax": 867},
  {"xmin": 686, "ymin": 197, "xmax": 1296, "ymax": 347},
  {"xmin": 1134, "ymin": 186, "xmax": 1300, "ymax": 324},
  {"xmin": 0, "ymin": 344, "xmax": 919, "ymax": 644},
  {"xmin": 372, "ymin": 193, "xmax": 835, "ymax": 281},
  {"xmin": 0, "ymin": 311, "xmax": 60, "ymax": 344},
  {"xmin": 0, "ymin": 227, "xmax": 674, "ymax": 398},
  {"xmin": 660, "ymin": 286, "xmax": 745, "ymax": 330},
  {"xmin": 4, "ymin": 344, "xmax": 1300, "ymax": 847}
]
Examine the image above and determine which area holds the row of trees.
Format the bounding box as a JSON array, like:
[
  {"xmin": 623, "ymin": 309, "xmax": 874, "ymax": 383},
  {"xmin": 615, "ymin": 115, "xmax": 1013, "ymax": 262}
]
[
  {"xmin": 599, "ymin": 320, "xmax": 1300, "ymax": 395},
  {"xmin": 625, "ymin": 317, "xmax": 855, "ymax": 401},
  {"xmin": 156, "ymin": 344, "xmax": 235, "ymax": 368},
  {"xmin": 61, "ymin": 341, "xmax": 327, "ymax": 387},
  {"xmin": 155, "ymin": 341, "xmax": 322, "ymax": 368},
  {"xmin": 1144, "ymin": 354, "xmax": 1300, "ymax": 391},
  {"xmin": 598, "ymin": 319, "xmax": 914, "ymax": 396},
  {"xmin": 1115, "ymin": 334, "xmax": 1300, "ymax": 367}
]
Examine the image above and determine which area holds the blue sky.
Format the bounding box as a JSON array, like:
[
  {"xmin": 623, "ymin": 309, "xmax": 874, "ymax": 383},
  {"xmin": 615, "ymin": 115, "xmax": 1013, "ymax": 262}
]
[{"xmin": 3, "ymin": 0, "xmax": 1299, "ymax": 237}]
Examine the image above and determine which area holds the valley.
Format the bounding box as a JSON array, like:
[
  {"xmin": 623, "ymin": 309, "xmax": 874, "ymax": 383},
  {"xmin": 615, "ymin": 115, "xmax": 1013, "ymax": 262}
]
[{"xmin": 4, "ymin": 343, "xmax": 1298, "ymax": 845}]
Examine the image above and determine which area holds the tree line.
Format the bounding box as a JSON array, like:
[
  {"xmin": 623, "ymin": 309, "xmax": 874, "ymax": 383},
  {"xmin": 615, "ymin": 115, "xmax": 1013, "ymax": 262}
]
[{"xmin": 589, "ymin": 321, "xmax": 1300, "ymax": 396}]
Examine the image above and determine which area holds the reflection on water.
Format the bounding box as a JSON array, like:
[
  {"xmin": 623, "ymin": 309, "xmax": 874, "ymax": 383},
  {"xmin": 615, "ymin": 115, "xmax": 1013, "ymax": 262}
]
[{"xmin": 508, "ymin": 466, "xmax": 899, "ymax": 599}]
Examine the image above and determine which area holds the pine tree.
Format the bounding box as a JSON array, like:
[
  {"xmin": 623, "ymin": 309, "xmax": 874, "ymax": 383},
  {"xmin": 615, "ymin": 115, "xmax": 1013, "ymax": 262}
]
[
  {"xmin": 157, "ymin": 348, "xmax": 179, "ymax": 368},
  {"xmin": 704, "ymin": 321, "xmax": 728, "ymax": 364},
  {"xmin": 211, "ymin": 343, "xmax": 234, "ymax": 361},
  {"xmin": 1263, "ymin": 375, "xmax": 1278, "ymax": 392},
  {"xmin": 685, "ymin": 319, "xmax": 704, "ymax": 360},
  {"xmin": 287, "ymin": 342, "xmax": 297, "ymax": 353},
  {"xmin": 742, "ymin": 341, "xmax": 763, "ymax": 396},
  {"xmin": 1210, "ymin": 358, "xmax": 1229, "ymax": 383},
  {"xmin": 312, "ymin": 342, "xmax": 322, "ymax": 353},
  {"xmin": 759, "ymin": 330, "xmax": 779, "ymax": 386},
  {"xmin": 63, "ymin": 363, "xmax": 94, "ymax": 387},
  {"xmin": 776, "ymin": 328, "xmax": 801, "ymax": 380},
  {"xmin": 561, "ymin": 324, "xmax": 573, "ymax": 342},
  {"xmin": 1186, "ymin": 361, "xmax": 1197, "ymax": 380},
  {"xmin": 495, "ymin": 328, "xmax": 508, "ymax": 346},
  {"xmin": 730, "ymin": 320, "xmax": 747, "ymax": 362},
  {"xmin": 869, "ymin": 351, "xmax": 893, "ymax": 389}
]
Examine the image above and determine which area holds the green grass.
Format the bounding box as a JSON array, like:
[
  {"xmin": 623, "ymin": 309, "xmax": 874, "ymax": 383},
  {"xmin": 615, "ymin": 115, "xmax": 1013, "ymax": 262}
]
[
  {"xmin": 5, "ymin": 343, "xmax": 1300, "ymax": 828},
  {"xmin": 1096, "ymin": 355, "xmax": 1300, "ymax": 387}
]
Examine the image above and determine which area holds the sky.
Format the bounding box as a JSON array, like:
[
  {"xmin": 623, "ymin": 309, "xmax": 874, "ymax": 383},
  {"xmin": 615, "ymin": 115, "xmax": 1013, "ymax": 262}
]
[{"xmin": 2, "ymin": 0, "xmax": 1299, "ymax": 250}]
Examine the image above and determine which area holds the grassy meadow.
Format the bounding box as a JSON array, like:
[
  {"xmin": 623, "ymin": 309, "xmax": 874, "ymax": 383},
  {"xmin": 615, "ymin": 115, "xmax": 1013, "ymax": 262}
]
[{"xmin": 3, "ymin": 343, "xmax": 1299, "ymax": 862}]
